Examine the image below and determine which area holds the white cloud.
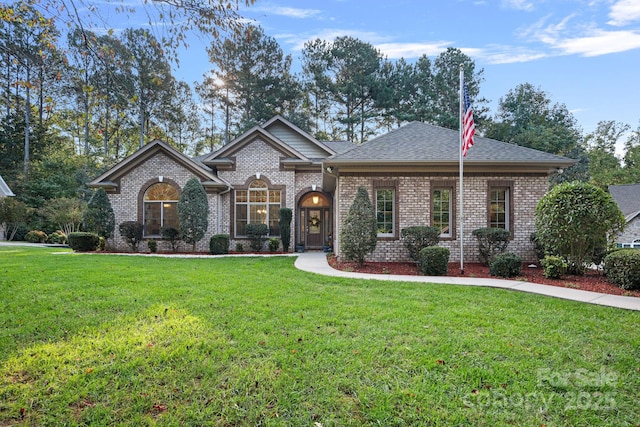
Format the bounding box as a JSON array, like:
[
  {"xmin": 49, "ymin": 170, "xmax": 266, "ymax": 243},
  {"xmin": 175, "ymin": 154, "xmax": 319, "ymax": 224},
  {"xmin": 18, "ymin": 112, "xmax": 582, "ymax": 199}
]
[
  {"xmin": 501, "ymin": 0, "xmax": 535, "ymax": 12},
  {"xmin": 375, "ymin": 42, "xmax": 453, "ymax": 59},
  {"xmin": 252, "ymin": 4, "xmax": 321, "ymax": 19},
  {"xmin": 608, "ymin": 0, "xmax": 640, "ymax": 26},
  {"xmin": 554, "ymin": 28, "xmax": 640, "ymax": 56}
]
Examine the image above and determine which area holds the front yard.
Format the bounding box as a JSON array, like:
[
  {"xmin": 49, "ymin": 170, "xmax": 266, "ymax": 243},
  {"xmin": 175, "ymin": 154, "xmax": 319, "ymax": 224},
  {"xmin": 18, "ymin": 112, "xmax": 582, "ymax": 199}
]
[{"xmin": 1, "ymin": 246, "xmax": 638, "ymax": 425}]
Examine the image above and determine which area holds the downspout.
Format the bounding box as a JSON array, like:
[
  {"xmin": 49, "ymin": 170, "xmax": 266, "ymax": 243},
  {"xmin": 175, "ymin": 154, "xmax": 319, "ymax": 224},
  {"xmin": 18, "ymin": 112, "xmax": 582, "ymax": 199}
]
[{"xmin": 217, "ymin": 183, "xmax": 232, "ymax": 234}]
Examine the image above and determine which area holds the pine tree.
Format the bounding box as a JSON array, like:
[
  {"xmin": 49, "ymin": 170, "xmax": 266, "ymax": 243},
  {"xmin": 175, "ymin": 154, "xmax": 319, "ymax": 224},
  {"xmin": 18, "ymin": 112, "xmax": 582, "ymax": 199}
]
[
  {"xmin": 178, "ymin": 178, "xmax": 209, "ymax": 251},
  {"xmin": 83, "ymin": 188, "xmax": 115, "ymax": 239},
  {"xmin": 340, "ymin": 186, "xmax": 377, "ymax": 266}
]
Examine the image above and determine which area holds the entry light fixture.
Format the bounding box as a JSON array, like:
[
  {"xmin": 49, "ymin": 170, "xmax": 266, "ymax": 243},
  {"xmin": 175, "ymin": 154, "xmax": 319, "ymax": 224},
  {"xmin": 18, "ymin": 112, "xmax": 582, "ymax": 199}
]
[
  {"xmin": 312, "ymin": 184, "xmax": 317, "ymax": 191},
  {"xmin": 312, "ymin": 195, "xmax": 319, "ymax": 205},
  {"xmin": 256, "ymin": 172, "xmax": 261, "ymax": 179}
]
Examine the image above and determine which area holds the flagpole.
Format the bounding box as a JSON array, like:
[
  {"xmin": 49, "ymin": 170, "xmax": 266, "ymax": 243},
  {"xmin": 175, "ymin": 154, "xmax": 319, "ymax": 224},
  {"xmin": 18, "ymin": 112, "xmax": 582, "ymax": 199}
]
[{"xmin": 459, "ymin": 64, "xmax": 465, "ymax": 275}]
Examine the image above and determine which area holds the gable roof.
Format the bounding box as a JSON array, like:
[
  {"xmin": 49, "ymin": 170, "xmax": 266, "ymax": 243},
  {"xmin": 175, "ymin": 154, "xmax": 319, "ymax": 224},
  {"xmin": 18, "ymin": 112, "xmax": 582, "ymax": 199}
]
[
  {"xmin": 88, "ymin": 140, "xmax": 229, "ymax": 191},
  {"xmin": 609, "ymin": 183, "xmax": 640, "ymax": 218},
  {"xmin": 325, "ymin": 121, "xmax": 576, "ymax": 172},
  {"xmin": 201, "ymin": 115, "xmax": 337, "ymax": 168},
  {"xmin": 0, "ymin": 174, "xmax": 15, "ymax": 197}
]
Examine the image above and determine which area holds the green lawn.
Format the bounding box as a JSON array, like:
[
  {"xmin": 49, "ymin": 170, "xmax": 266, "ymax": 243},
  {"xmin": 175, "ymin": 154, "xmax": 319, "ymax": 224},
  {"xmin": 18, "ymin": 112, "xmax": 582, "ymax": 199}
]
[{"xmin": 1, "ymin": 246, "xmax": 638, "ymax": 426}]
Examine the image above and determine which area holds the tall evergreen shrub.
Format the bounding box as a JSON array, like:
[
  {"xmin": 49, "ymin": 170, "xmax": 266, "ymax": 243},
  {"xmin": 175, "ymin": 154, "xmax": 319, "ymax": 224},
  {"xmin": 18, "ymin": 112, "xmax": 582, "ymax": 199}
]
[
  {"xmin": 340, "ymin": 186, "xmax": 377, "ymax": 266},
  {"xmin": 178, "ymin": 178, "xmax": 209, "ymax": 251}
]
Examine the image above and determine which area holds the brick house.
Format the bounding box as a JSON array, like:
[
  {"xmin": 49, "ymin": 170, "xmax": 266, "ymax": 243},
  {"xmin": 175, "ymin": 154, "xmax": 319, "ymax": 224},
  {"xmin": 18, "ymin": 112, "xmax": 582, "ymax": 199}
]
[{"xmin": 89, "ymin": 115, "xmax": 574, "ymax": 262}]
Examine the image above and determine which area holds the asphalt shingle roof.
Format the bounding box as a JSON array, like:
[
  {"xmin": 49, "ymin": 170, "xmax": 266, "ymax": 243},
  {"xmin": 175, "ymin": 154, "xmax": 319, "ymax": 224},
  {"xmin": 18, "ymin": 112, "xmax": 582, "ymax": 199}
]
[
  {"xmin": 609, "ymin": 183, "xmax": 640, "ymax": 217},
  {"xmin": 328, "ymin": 121, "xmax": 575, "ymax": 165}
]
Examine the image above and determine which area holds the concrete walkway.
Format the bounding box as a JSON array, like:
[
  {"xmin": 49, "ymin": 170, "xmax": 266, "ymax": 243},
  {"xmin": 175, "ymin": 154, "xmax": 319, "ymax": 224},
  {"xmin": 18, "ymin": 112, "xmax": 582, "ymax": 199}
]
[{"xmin": 295, "ymin": 251, "xmax": 640, "ymax": 311}]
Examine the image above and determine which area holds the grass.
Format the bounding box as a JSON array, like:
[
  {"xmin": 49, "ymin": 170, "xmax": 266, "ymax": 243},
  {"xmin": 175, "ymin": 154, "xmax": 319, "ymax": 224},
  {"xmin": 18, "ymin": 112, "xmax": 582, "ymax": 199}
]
[{"xmin": 1, "ymin": 246, "xmax": 639, "ymax": 426}]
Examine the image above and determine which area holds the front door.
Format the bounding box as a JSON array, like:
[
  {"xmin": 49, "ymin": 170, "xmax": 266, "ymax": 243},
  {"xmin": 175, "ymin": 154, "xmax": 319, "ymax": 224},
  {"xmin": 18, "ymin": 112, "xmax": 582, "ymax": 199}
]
[{"xmin": 299, "ymin": 192, "xmax": 331, "ymax": 250}]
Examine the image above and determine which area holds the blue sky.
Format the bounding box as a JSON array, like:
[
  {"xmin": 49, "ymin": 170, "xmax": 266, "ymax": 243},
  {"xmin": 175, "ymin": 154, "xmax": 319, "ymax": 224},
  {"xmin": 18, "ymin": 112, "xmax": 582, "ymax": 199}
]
[{"xmin": 106, "ymin": 0, "xmax": 640, "ymax": 142}]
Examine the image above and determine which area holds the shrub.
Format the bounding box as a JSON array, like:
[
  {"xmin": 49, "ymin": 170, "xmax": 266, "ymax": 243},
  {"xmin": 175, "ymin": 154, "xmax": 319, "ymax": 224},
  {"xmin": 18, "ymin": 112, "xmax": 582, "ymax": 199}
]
[
  {"xmin": 246, "ymin": 223, "xmax": 269, "ymax": 251},
  {"xmin": 161, "ymin": 227, "xmax": 181, "ymax": 252},
  {"xmin": 147, "ymin": 240, "xmax": 158, "ymax": 253},
  {"xmin": 178, "ymin": 178, "xmax": 209, "ymax": 251},
  {"xmin": 235, "ymin": 243, "xmax": 244, "ymax": 252},
  {"xmin": 209, "ymin": 234, "xmax": 230, "ymax": 255},
  {"xmin": 98, "ymin": 237, "xmax": 106, "ymax": 251},
  {"xmin": 279, "ymin": 208, "xmax": 292, "ymax": 252},
  {"xmin": 82, "ymin": 188, "xmax": 115, "ymax": 239},
  {"xmin": 535, "ymin": 181, "xmax": 625, "ymax": 275},
  {"xmin": 340, "ymin": 186, "xmax": 377, "ymax": 266},
  {"xmin": 47, "ymin": 230, "xmax": 67, "ymax": 245},
  {"xmin": 540, "ymin": 255, "xmax": 566, "ymax": 279},
  {"xmin": 604, "ymin": 249, "xmax": 640, "ymax": 290},
  {"xmin": 25, "ymin": 230, "xmax": 47, "ymax": 243},
  {"xmin": 489, "ymin": 252, "xmax": 522, "ymax": 278},
  {"xmin": 268, "ymin": 237, "xmax": 280, "ymax": 252},
  {"xmin": 530, "ymin": 232, "xmax": 546, "ymax": 261},
  {"xmin": 68, "ymin": 232, "xmax": 100, "ymax": 252},
  {"xmin": 118, "ymin": 221, "xmax": 143, "ymax": 252},
  {"xmin": 472, "ymin": 228, "xmax": 511, "ymax": 265},
  {"xmin": 401, "ymin": 226, "xmax": 441, "ymax": 262},
  {"xmin": 418, "ymin": 246, "xmax": 450, "ymax": 276}
]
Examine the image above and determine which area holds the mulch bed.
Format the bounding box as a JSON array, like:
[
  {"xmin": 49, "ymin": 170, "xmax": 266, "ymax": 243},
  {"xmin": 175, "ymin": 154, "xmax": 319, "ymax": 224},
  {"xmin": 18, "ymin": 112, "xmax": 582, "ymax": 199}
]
[{"xmin": 327, "ymin": 255, "xmax": 640, "ymax": 298}]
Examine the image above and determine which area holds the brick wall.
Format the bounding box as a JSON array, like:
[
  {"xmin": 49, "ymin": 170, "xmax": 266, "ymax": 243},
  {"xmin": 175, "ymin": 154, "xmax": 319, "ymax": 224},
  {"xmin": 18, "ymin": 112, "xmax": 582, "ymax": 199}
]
[{"xmin": 334, "ymin": 173, "xmax": 549, "ymax": 263}]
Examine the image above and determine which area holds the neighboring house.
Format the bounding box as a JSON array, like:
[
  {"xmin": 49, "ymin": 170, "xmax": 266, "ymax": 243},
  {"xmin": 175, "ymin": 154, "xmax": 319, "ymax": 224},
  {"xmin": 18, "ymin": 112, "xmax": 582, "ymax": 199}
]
[
  {"xmin": 609, "ymin": 183, "xmax": 640, "ymax": 248},
  {"xmin": 89, "ymin": 115, "xmax": 575, "ymax": 262},
  {"xmin": 0, "ymin": 173, "xmax": 16, "ymax": 240}
]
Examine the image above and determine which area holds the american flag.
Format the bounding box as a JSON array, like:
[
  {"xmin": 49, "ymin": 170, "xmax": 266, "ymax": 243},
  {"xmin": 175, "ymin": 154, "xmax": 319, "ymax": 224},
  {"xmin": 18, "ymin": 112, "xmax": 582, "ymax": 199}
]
[{"xmin": 462, "ymin": 83, "xmax": 475, "ymax": 156}]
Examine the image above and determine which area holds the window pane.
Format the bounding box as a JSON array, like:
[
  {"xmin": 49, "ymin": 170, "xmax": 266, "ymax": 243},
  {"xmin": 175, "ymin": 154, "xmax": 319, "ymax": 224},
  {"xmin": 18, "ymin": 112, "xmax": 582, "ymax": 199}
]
[
  {"xmin": 269, "ymin": 190, "xmax": 281, "ymax": 203},
  {"xmin": 236, "ymin": 190, "xmax": 247, "ymax": 203},
  {"xmin": 163, "ymin": 202, "xmax": 179, "ymax": 229},
  {"xmin": 250, "ymin": 204, "xmax": 267, "ymax": 223},
  {"xmin": 376, "ymin": 189, "xmax": 394, "ymax": 234},
  {"xmin": 145, "ymin": 183, "xmax": 179, "ymax": 201},
  {"xmin": 433, "ymin": 188, "xmax": 451, "ymax": 236},
  {"xmin": 144, "ymin": 202, "xmax": 161, "ymax": 235},
  {"xmin": 490, "ymin": 188, "xmax": 508, "ymax": 229}
]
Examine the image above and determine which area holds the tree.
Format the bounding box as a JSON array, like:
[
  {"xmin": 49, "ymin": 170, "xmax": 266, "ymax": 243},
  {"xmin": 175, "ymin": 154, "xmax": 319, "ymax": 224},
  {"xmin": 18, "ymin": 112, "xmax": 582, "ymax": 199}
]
[
  {"xmin": 584, "ymin": 120, "xmax": 629, "ymax": 188},
  {"xmin": 177, "ymin": 177, "xmax": 209, "ymax": 251},
  {"xmin": 40, "ymin": 197, "xmax": 86, "ymax": 236},
  {"xmin": 340, "ymin": 186, "xmax": 377, "ymax": 266},
  {"xmin": 486, "ymin": 83, "xmax": 580, "ymax": 155},
  {"xmin": 535, "ymin": 181, "xmax": 625, "ymax": 275},
  {"xmin": 0, "ymin": 197, "xmax": 29, "ymax": 240},
  {"xmin": 83, "ymin": 188, "xmax": 115, "ymax": 239}
]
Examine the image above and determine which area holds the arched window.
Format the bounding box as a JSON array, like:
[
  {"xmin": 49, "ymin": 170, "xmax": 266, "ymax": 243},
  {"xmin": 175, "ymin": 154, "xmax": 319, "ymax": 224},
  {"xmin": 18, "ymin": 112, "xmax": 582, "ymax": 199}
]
[
  {"xmin": 235, "ymin": 179, "xmax": 281, "ymax": 237},
  {"xmin": 143, "ymin": 183, "xmax": 180, "ymax": 236}
]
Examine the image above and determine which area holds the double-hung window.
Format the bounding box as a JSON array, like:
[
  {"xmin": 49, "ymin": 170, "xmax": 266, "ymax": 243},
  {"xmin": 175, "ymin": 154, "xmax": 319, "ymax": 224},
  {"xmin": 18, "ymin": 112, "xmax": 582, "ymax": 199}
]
[
  {"xmin": 488, "ymin": 181, "xmax": 513, "ymax": 232},
  {"xmin": 432, "ymin": 186, "xmax": 453, "ymax": 238},
  {"xmin": 374, "ymin": 181, "xmax": 396, "ymax": 238}
]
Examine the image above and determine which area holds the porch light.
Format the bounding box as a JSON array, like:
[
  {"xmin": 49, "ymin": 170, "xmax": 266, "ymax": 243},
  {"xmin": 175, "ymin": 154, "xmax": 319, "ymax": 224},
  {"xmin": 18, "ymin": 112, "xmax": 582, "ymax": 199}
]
[
  {"xmin": 312, "ymin": 195, "xmax": 319, "ymax": 205},
  {"xmin": 312, "ymin": 184, "xmax": 317, "ymax": 191},
  {"xmin": 256, "ymin": 172, "xmax": 261, "ymax": 179}
]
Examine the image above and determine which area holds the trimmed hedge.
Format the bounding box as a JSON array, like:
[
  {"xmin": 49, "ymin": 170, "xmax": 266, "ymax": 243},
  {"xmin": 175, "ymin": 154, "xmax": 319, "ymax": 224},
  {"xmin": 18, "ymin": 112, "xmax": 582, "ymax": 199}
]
[
  {"xmin": 25, "ymin": 230, "xmax": 47, "ymax": 243},
  {"xmin": 246, "ymin": 223, "xmax": 269, "ymax": 252},
  {"xmin": 209, "ymin": 234, "xmax": 230, "ymax": 255},
  {"xmin": 540, "ymin": 255, "xmax": 566, "ymax": 279},
  {"xmin": 604, "ymin": 249, "xmax": 640, "ymax": 290},
  {"xmin": 47, "ymin": 230, "xmax": 67, "ymax": 244},
  {"xmin": 490, "ymin": 252, "xmax": 522, "ymax": 278},
  {"xmin": 472, "ymin": 227, "xmax": 511, "ymax": 265},
  {"xmin": 118, "ymin": 221, "xmax": 143, "ymax": 252},
  {"xmin": 418, "ymin": 246, "xmax": 450, "ymax": 276},
  {"xmin": 401, "ymin": 226, "xmax": 441, "ymax": 262},
  {"xmin": 68, "ymin": 232, "xmax": 100, "ymax": 252}
]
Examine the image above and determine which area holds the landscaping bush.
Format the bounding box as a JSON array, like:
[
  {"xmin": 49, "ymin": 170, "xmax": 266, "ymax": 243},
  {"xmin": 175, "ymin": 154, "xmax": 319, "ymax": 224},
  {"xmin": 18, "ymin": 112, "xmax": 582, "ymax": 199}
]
[
  {"xmin": 401, "ymin": 226, "xmax": 441, "ymax": 262},
  {"xmin": 489, "ymin": 252, "xmax": 522, "ymax": 278},
  {"xmin": 161, "ymin": 227, "xmax": 181, "ymax": 252},
  {"xmin": 68, "ymin": 232, "xmax": 100, "ymax": 252},
  {"xmin": 603, "ymin": 249, "xmax": 640, "ymax": 290},
  {"xmin": 25, "ymin": 230, "xmax": 47, "ymax": 243},
  {"xmin": 118, "ymin": 221, "xmax": 143, "ymax": 252},
  {"xmin": 268, "ymin": 237, "xmax": 280, "ymax": 252},
  {"xmin": 418, "ymin": 246, "xmax": 450, "ymax": 276},
  {"xmin": 47, "ymin": 230, "xmax": 67, "ymax": 244},
  {"xmin": 235, "ymin": 243, "xmax": 244, "ymax": 252},
  {"xmin": 147, "ymin": 240, "xmax": 158, "ymax": 253},
  {"xmin": 540, "ymin": 255, "xmax": 567, "ymax": 279},
  {"xmin": 246, "ymin": 223, "xmax": 269, "ymax": 251},
  {"xmin": 530, "ymin": 232, "xmax": 546, "ymax": 261},
  {"xmin": 472, "ymin": 227, "xmax": 511, "ymax": 265},
  {"xmin": 209, "ymin": 234, "xmax": 230, "ymax": 255},
  {"xmin": 340, "ymin": 186, "xmax": 377, "ymax": 266},
  {"xmin": 279, "ymin": 208, "xmax": 292, "ymax": 252}
]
